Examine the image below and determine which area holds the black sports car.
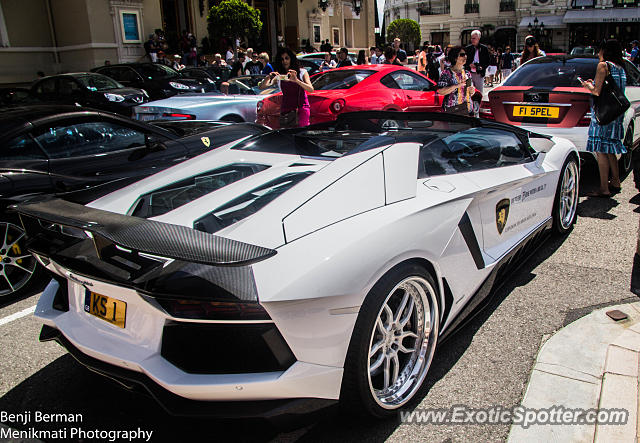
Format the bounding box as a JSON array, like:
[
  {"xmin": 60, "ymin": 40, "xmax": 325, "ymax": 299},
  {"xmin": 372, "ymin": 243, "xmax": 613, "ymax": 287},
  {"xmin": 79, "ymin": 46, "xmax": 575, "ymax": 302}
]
[
  {"xmin": 0, "ymin": 106, "xmax": 268, "ymax": 298},
  {"xmin": 92, "ymin": 63, "xmax": 216, "ymax": 100},
  {"xmin": 0, "ymin": 88, "xmax": 40, "ymax": 108},
  {"xmin": 31, "ymin": 73, "xmax": 148, "ymax": 116}
]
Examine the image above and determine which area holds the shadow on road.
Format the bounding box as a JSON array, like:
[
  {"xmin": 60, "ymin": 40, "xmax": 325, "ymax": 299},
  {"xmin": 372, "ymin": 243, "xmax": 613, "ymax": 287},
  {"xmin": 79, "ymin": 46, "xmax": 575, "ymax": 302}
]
[{"xmin": 0, "ymin": 238, "xmax": 571, "ymax": 442}]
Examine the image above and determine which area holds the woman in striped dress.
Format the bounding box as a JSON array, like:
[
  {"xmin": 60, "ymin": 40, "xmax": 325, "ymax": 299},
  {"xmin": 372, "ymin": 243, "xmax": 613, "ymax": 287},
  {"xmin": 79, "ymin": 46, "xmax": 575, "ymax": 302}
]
[{"xmin": 580, "ymin": 39, "xmax": 627, "ymax": 197}]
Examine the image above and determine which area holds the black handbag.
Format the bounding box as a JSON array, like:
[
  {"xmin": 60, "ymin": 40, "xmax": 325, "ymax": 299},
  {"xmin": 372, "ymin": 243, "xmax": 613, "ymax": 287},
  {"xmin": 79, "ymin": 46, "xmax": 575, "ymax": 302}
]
[
  {"xmin": 594, "ymin": 62, "xmax": 630, "ymax": 126},
  {"xmin": 443, "ymin": 103, "xmax": 470, "ymax": 116}
]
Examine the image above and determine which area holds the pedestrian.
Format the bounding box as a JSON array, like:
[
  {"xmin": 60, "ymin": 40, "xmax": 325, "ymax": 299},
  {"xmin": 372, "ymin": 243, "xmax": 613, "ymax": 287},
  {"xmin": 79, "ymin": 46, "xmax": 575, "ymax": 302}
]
[
  {"xmin": 501, "ymin": 46, "xmax": 514, "ymax": 80},
  {"xmin": 198, "ymin": 54, "xmax": 209, "ymax": 67},
  {"xmin": 383, "ymin": 47, "xmax": 402, "ymax": 66},
  {"xmin": 485, "ymin": 46, "xmax": 498, "ymax": 87},
  {"xmin": 225, "ymin": 45, "xmax": 234, "ymax": 63},
  {"xmin": 259, "ymin": 47, "xmax": 314, "ymax": 128},
  {"xmin": 392, "ymin": 38, "xmax": 407, "ymax": 64},
  {"xmin": 245, "ymin": 52, "xmax": 263, "ymax": 75},
  {"xmin": 356, "ymin": 49, "xmax": 368, "ymax": 65},
  {"xmin": 320, "ymin": 52, "xmax": 336, "ymax": 71},
  {"xmin": 187, "ymin": 33, "xmax": 197, "ymax": 67},
  {"xmin": 438, "ymin": 45, "xmax": 453, "ymax": 76},
  {"xmin": 180, "ymin": 30, "xmax": 191, "ymax": 65},
  {"xmin": 417, "ymin": 43, "xmax": 428, "ymax": 75},
  {"xmin": 369, "ymin": 47, "xmax": 379, "ymax": 64},
  {"xmin": 336, "ymin": 47, "xmax": 353, "ymax": 68},
  {"xmin": 426, "ymin": 46, "xmax": 440, "ymax": 82},
  {"xmin": 375, "ymin": 47, "xmax": 384, "ymax": 64},
  {"xmin": 437, "ymin": 46, "xmax": 475, "ymax": 116},
  {"xmin": 230, "ymin": 50, "xmax": 246, "ymax": 78},
  {"xmin": 144, "ymin": 34, "xmax": 158, "ymax": 63},
  {"xmin": 520, "ymin": 35, "xmax": 545, "ymax": 66},
  {"xmin": 579, "ymin": 39, "xmax": 627, "ymax": 197},
  {"xmin": 495, "ymin": 48, "xmax": 502, "ymax": 84},
  {"xmin": 464, "ymin": 29, "xmax": 490, "ymax": 117},
  {"xmin": 259, "ymin": 52, "xmax": 274, "ymax": 74},
  {"xmin": 630, "ymin": 40, "xmax": 639, "ymax": 66},
  {"xmin": 172, "ymin": 54, "xmax": 185, "ymax": 71}
]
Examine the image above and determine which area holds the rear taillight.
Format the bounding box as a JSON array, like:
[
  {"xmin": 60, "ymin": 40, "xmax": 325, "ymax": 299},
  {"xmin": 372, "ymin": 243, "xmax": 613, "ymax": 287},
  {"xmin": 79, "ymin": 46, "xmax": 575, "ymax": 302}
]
[
  {"xmin": 577, "ymin": 112, "xmax": 592, "ymax": 127},
  {"xmin": 330, "ymin": 98, "xmax": 346, "ymax": 114},
  {"xmin": 480, "ymin": 101, "xmax": 494, "ymax": 120},
  {"xmin": 162, "ymin": 113, "xmax": 195, "ymax": 120}
]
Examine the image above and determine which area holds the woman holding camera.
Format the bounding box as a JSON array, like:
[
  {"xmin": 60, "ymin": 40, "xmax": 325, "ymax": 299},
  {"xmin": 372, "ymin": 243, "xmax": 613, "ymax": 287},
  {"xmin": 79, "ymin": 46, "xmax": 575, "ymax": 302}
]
[
  {"xmin": 259, "ymin": 47, "xmax": 314, "ymax": 128},
  {"xmin": 437, "ymin": 46, "xmax": 475, "ymax": 116}
]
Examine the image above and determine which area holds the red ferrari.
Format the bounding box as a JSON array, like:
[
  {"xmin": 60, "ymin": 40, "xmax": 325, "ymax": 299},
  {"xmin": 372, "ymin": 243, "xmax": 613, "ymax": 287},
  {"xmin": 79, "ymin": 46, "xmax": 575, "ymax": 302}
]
[{"xmin": 256, "ymin": 65, "xmax": 442, "ymax": 128}]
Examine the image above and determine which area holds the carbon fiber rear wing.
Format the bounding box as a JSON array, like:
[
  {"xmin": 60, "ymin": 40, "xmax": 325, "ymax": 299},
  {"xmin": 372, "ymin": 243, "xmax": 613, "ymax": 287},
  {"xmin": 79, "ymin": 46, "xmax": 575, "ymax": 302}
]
[{"xmin": 13, "ymin": 199, "xmax": 276, "ymax": 267}]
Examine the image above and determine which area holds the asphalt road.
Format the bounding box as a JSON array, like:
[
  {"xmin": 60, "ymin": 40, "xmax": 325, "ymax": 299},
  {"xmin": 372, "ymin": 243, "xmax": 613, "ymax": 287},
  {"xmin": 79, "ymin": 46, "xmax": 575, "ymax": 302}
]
[{"xmin": 0, "ymin": 164, "xmax": 638, "ymax": 443}]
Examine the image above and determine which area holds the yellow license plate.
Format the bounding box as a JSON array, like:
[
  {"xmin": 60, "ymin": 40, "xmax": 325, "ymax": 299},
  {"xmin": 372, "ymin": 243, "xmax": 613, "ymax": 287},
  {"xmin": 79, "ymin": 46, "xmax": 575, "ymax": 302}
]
[
  {"xmin": 512, "ymin": 105, "xmax": 559, "ymax": 118},
  {"xmin": 84, "ymin": 291, "xmax": 127, "ymax": 328}
]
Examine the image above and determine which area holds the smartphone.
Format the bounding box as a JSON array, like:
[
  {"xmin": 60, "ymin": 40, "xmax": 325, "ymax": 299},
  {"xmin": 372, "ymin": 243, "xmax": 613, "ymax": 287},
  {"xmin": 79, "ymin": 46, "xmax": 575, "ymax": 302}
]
[
  {"xmin": 576, "ymin": 76, "xmax": 584, "ymax": 83},
  {"xmin": 278, "ymin": 74, "xmax": 289, "ymax": 81},
  {"xmin": 465, "ymin": 78, "xmax": 472, "ymax": 87}
]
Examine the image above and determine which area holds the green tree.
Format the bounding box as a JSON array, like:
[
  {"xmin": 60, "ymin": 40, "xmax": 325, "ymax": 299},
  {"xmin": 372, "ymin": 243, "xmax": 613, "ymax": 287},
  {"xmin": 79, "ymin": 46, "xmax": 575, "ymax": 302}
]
[
  {"xmin": 207, "ymin": 0, "xmax": 262, "ymax": 52},
  {"xmin": 386, "ymin": 19, "xmax": 421, "ymax": 48}
]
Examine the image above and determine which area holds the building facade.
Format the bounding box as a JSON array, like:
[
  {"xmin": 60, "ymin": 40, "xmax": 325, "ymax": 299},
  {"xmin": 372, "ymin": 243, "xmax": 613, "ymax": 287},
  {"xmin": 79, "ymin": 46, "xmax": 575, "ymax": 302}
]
[
  {"xmin": 0, "ymin": 0, "xmax": 374, "ymax": 85},
  {"xmin": 383, "ymin": 0, "xmax": 639, "ymax": 53}
]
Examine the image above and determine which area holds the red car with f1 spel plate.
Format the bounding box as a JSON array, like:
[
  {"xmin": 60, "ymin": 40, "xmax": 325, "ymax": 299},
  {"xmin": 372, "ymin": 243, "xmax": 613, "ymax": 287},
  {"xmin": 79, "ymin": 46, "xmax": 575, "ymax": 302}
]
[{"xmin": 256, "ymin": 65, "xmax": 443, "ymax": 128}]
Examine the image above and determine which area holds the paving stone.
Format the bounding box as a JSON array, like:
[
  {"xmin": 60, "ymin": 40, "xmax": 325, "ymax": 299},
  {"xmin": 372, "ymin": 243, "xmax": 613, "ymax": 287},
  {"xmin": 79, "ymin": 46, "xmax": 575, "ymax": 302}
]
[
  {"xmin": 604, "ymin": 345, "xmax": 639, "ymax": 377},
  {"xmin": 595, "ymin": 373, "xmax": 638, "ymax": 442}
]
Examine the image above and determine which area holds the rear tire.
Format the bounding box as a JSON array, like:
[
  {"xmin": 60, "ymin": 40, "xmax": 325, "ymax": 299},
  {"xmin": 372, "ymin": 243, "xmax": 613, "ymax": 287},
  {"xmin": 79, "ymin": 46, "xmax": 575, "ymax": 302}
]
[
  {"xmin": 620, "ymin": 123, "xmax": 634, "ymax": 176},
  {"xmin": 0, "ymin": 216, "xmax": 43, "ymax": 299},
  {"xmin": 340, "ymin": 263, "xmax": 439, "ymax": 418},
  {"xmin": 552, "ymin": 156, "xmax": 579, "ymax": 235}
]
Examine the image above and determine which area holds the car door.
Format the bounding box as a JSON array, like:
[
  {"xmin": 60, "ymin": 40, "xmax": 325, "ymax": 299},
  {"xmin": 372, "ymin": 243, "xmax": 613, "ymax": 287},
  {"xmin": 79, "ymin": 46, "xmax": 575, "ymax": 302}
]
[
  {"xmin": 57, "ymin": 76, "xmax": 90, "ymax": 106},
  {"xmin": 454, "ymin": 128, "xmax": 554, "ymax": 261},
  {"xmin": 388, "ymin": 71, "xmax": 440, "ymax": 112},
  {"xmin": 31, "ymin": 117, "xmax": 187, "ymax": 193}
]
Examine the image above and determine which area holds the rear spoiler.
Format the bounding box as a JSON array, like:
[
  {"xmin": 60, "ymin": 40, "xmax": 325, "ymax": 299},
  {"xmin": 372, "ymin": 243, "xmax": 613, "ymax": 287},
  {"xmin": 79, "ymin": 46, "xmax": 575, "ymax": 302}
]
[{"xmin": 12, "ymin": 199, "xmax": 276, "ymax": 266}]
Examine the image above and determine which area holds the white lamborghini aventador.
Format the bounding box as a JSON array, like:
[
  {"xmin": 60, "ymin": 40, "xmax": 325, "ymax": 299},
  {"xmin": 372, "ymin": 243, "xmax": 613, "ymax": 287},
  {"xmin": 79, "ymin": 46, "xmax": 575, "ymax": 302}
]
[{"xmin": 16, "ymin": 112, "xmax": 579, "ymax": 418}]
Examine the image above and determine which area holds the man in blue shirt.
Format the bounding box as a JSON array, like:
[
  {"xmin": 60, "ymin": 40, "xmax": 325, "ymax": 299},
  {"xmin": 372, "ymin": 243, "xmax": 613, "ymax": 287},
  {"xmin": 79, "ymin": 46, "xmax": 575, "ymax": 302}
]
[{"xmin": 393, "ymin": 38, "xmax": 407, "ymax": 65}]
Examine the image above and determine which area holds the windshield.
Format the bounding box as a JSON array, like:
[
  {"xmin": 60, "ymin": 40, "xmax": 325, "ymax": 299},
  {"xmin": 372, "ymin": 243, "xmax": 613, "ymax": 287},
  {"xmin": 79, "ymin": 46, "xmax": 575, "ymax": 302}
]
[
  {"xmin": 504, "ymin": 57, "xmax": 597, "ymax": 88},
  {"xmin": 76, "ymin": 74, "xmax": 123, "ymax": 91},
  {"xmin": 137, "ymin": 64, "xmax": 179, "ymax": 80},
  {"xmin": 311, "ymin": 69, "xmax": 374, "ymax": 90}
]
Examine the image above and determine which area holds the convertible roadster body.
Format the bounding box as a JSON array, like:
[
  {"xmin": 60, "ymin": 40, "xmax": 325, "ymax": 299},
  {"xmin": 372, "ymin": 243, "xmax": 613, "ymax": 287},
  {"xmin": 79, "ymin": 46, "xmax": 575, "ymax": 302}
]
[{"xmin": 16, "ymin": 112, "xmax": 579, "ymax": 418}]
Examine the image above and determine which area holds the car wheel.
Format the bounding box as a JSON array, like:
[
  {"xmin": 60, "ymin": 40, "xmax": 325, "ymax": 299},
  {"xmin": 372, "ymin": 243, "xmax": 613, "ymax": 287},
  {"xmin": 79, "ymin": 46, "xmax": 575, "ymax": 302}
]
[
  {"xmin": 340, "ymin": 263, "xmax": 440, "ymax": 418},
  {"xmin": 0, "ymin": 217, "xmax": 41, "ymax": 298},
  {"xmin": 552, "ymin": 156, "xmax": 579, "ymax": 235},
  {"xmin": 620, "ymin": 124, "xmax": 634, "ymax": 175}
]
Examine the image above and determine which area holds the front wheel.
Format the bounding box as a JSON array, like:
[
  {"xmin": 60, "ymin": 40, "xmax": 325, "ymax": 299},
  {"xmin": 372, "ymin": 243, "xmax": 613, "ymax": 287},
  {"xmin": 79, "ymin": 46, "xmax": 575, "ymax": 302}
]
[
  {"xmin": 340, "ymin": 263, "xmax": 440, "ymax": 418},
  {"xmin": 552, "ymin": 156, "xmax": 579, "ymax": 235}
]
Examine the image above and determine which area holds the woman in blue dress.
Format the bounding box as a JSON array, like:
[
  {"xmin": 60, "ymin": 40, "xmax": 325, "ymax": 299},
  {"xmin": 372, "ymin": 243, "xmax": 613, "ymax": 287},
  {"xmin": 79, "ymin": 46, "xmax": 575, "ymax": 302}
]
[{"xmin": 580, "ymin": 39, "xmax": 627, "ymax": 197}]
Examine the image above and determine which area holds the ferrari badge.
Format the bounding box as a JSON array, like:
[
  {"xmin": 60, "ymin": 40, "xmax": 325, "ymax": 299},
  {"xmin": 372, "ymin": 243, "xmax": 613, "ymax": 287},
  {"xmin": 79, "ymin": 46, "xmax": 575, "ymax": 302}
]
[{"xmin": 201, "ymin": 137, "xmax": 210, "ymax": 147}]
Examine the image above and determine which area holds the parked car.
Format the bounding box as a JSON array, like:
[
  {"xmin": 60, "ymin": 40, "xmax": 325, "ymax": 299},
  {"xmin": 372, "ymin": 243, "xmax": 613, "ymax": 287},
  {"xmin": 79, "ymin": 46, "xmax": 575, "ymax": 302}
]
[
  {"xmin": 92, "ymin": 63, "xmax": 216, "ymax": 100},
  {"xmin": 484, "ymin": 55, "xmax": 640, "ymax": 172},
  {"xmin": 134, "ymin": 75, "xmax": 280, "ymax": 123},
  {"xmin": 31, "ymin": 73, "xmax": 148, "ymax": 116},
  {"xmin": 19, "ymin": 111, "xmax": 579, "ymax": 418},
  {"xmin": 0, "ymin": 105, "xmax": 268, "ymax": 298},
  {"xmin": 257, "ymin": 65, "xmax": 441, "ymax": 129}
]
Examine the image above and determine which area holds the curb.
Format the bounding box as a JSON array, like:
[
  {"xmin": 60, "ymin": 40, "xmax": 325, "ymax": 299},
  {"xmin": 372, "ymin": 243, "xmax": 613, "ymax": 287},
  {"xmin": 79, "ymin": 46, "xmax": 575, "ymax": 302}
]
[{"xmin": 507, "ymin": 301, "xmax": 640, "ymax": 442}]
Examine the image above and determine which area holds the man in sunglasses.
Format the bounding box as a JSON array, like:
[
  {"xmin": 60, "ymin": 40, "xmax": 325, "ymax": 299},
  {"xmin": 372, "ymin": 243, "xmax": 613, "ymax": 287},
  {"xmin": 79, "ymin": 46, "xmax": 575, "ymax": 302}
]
[{"xmin": 464, "ymin": 29, "xmax": 490, "ymax": 117}]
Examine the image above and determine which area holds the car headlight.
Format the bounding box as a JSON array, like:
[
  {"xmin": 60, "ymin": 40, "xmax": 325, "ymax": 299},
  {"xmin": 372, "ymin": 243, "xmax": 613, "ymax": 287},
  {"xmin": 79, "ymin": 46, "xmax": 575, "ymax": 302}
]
[
  {"xmin": 104, "ymin": 93, "xmax": 125, "ymax": 102},
  {"xmin": 141, "ymin": 89, "xmax": 149, "ymax": 97},
  {"xmin": 169, "ymin": 82, "xmax": 190, "ymax": 90}
]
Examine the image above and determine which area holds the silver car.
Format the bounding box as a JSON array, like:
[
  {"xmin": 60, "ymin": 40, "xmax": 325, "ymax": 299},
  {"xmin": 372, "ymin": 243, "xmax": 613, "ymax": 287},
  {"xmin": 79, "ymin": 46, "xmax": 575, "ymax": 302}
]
[{"xmin": 134, "ymin": 76, "xmax": 279, "ymax": 123}]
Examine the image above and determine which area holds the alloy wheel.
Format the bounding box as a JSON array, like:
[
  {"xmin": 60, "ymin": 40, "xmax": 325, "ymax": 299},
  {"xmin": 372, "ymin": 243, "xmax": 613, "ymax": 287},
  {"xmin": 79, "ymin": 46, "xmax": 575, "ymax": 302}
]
[
  {"xmin": 0, "ymin": 222, "xmax": 37, "ymax": 297},
  {"xmin": 559, "ymin": 160, "xmax": 579, "ymax": 230},
  {"xmin": 367, "ymin": 276, "xmax": 439, "ymax": 409}
]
